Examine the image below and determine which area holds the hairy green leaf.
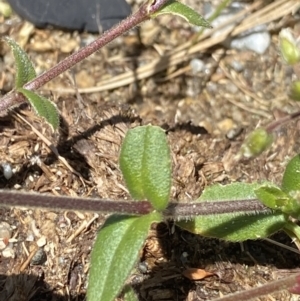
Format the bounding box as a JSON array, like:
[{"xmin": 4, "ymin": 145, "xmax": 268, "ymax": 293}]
[
  {"xmin": 119, "ymin": 125, "xmax": 171, "ymax": 211},
  {"xmin": 151, "ymin": 0, "xmax": 211, "ymax": 28},
  {"xmin": 279, "ymin": 28, "xmax": 300, "ymax": 65},
  {"xmin": 3, "ymin": 37, "xmax": 36, "ymax": 88},
  {"xmin": 18, "ymin": 88, "xmax": 60, "ymax": 130},
  {"xmin": 255, "ymin": 184, "xmax": 297, "ymax": 214},
  {"xmin": 282, "ymin": 154, "xmax": 300, "ymax": 193},
  {"xmin": 177, "ymin": 183, "xmax": 287, "ymax": 241},
  {"xmin": 197, "ymin": 182, "xmax": 260, "ymax": 201},
  {"xmin": 256, "ymin": 184, "xmax": 300, "ymax": 218},
  {"xmin": 88, "ymin": 212, "xmax": 162, "ymax": 301},
  {"xmin": 284, "ymin": 221, "xmax": 300, "ymax": 246},
  {"xmin": 240, "ymin": 128, "xmax": 273, "ymax": 158}
]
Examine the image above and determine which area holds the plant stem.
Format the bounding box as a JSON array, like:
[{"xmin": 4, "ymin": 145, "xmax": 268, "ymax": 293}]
[
  {"xmin": 265, "ymin": 110, "xmax": 300, "ymax": 133},
  {"xmin": 0, "ymin": 190, "xmax": 153, "ymax": 215},
  {"xmin": 213, "ymin": 273, "xmax": 300, "ymax": 301},
  {"xmin": 0, "ymin": 189, "xmax": 271, "ymax": 217},
  {"xmin": 164, "ymin": 199, "xmax": 272, "ymax": 218},
  {"xmin": 0, "ymin": 91, "xmax": 26, "ymax": 116},
  {"xmin": 24, "ymin": 1, "xmax": 151, "ymax": 91},
  {"xmin": 284, "ymin": 221, "xmax": 300, "ymax": 245},
  {"xmin": 0, "ymin": 0, "xmax": 170, "ymax": 113}
]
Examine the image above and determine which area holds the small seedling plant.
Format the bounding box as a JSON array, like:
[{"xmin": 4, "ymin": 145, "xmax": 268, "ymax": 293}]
[
  {"xmin": 88, "ymin": 123, "xmax": 300, "ymax": 301},
  {"xmin": 1, "ymin": 0, "xmax": 300, "ymax": 300}
]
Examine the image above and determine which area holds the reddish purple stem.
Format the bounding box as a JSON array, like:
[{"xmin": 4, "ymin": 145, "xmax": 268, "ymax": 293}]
[{"xmin": 0, "ymin": 0, "xmax": 170, "ymax": 112}]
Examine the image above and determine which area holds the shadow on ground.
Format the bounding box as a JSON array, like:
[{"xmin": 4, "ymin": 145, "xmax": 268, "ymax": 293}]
[{"xmin": 0, "ymin": 273, "xmax": 85, "ymax": 301}]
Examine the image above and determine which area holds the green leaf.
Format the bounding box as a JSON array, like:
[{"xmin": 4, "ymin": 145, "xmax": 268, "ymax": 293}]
[
  {"xmin": 279, "ymin": 28, "xmax": 300, "ymax": 65},
  {"xmin": 285, "ymin": 191, "xmax": 300, "ymax": 218},
  {"xmin": 275, "ymin": 154, "xmax": 300, "ymax": 218},
  {"xmin": 255, "ymin": 185, "xmax": 300, "ymax": 217},
  {"xmin": 177, "ymin": 183, "xmax": 287, "ymax": 241},
  {"xmin": 3, "ymin": 37, "xmax": 36, "ymax": 88},
  {"xmin": 17, "ymin": 88, "xmax": 60, "ymax": 130},
  {"xmin": 289, "ymin": 81, "xmax": 300, "ymax": 101},
  {"xmin": 196, "ymin": 182, "xmax": 261, "ymax": 201},
  {"xmin": 282, "ymin": 154, "xmax": 300, "ymax": 193},
  {"xmin": 151, "ymin": 0, "xmax": 212, "ymax": 28},
  {"xmin": 255, "ymin": 184, "xmax": 291, "ymax": 210},
  {"xmin": 0, "ymin": 2, "xmax": 12, "ymax": 18},
  {"xmin": 87, "ymin": 212, "xmax": 162, "ymax": 301},
  {"xmin": 119, "ymin": 125, "xmax": 171, "ymax": 211},
  {"xmin": 284, "ymin": 221, "xmax": 300, "ymax": 245},
  {"xmin": 123, "ymin": 286, "xmax": 139, "ymax": 301},
  {"xmin": 256, "ymin": 184, "xmax": 300, "ymax": 217},
  {"xmin": 240, "ymin": 128, "xmax": 273, "ymax": 158}
]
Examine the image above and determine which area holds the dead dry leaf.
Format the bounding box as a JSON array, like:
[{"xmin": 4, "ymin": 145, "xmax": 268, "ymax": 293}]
[{"xmin": 182, "ymin": 268, "xmax": 214, "ymax": 280}]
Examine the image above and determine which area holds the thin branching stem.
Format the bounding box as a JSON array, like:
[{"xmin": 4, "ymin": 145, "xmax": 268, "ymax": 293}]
[
  {"xmin": 0, "ymin": 189, "xmax": 271, "ymax": 217},
  {"xmin": 0, "ymin": 190, "xmax": 153, "ymax": 215},
  {"xmin": 265, "ymin": 110, "xmax": 300, "ymax": 133},
  {"xmin": 213, "ymin": 273, "xmax": 299, "ymax": 301},
  {"xmin": 0, "ymin": 0, "xmax": 170, "ymax": 113}
]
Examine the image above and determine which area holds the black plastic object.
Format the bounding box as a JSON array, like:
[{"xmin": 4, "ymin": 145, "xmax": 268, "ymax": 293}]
[{"xmin": 7, "ymin": 0, "xmax": 131, "ymax": 32}]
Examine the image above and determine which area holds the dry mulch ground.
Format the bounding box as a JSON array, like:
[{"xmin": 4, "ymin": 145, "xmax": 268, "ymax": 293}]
[{"xmin": 1, "ymin": 0, "xmax": 300, "ymax": 300}]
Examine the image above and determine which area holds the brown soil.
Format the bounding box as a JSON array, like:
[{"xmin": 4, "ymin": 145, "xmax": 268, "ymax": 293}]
[{"xmin": 1, "ymin": 1, "xmax": 300, "ymax": 300}]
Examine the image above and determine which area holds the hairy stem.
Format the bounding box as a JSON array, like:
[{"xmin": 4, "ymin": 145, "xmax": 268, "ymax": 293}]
[
  {"xmin": 0, "ymin": 91, "xmax": 26, "ymax": 116},
  {"xmin": 265, "ymin": 110, "xmax": 300, "ymax": 133},
  {"xmin": 164, "ymin": 199, "xmax": 271, "ymax": 218},
  {"xmin": 0, "ymin": 0, "xmax": 170, "ymax": 112},
  {"xmin": 0, "ymin": 189, "xmax": 271, "ymax": 217},
  {"xmin": 0, "ymin": 190, "xmax": 153, "ymax": 215},
  {"xmin": 213, "ymin": 273, "xmax": 299, "ymax": 301}
]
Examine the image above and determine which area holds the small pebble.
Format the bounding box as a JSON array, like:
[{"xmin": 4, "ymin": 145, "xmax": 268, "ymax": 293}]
[
  {"xmin": 0, "ymin": 222, "xmax": 12, "ymax": 238},
  {"xmin": 2, "ymin": 163, "xmax": 13, "ymax": 180},
  {"xmin": 190, "ymin": 58, "xmax": 205, "ymax": 74},
  {"xmin": 180, "ymin": 252, "xmax": 189, "ymax": 265},
  {"xmin": 229, "ymin": 26, "xmax": 271, "ymax": 55},
  {"xmin": 31, "ymin": 248, "xmax": 47, "ymax": 265},
  {"xmin": 204, "ymin": 4, "xmax": 271, "ymax": 54},
  {"xmin": 217, "ymin": 118, "xmax": 235, "ymax": 133},
  {"xmin": 58, "ymin": 257, "xmax": 66, "ymax": 265},
  {"xmin": 2, "ymin": 246, "xmax": 15, "ymax": 258},
  {"xmin": 230, "ymin": 60, "xmax": 245, "ymax": 72},
  {"xmin": 0, "ymin": 240, "xmax": 7, "ymax": 250},
  {"xmin": 129, "ymin": 274, "xmax": 144, "ymax": 285},
  {"xmin": 226, "ymin": 82, "xmax": 238, "ymax": 94},
  {"xmin": 26, "ymin": 233, "xmax": 35, "ymax": 242},
  {"xmin": 226, "ymin": 127, "xmax": 243, "ymax": 140},
  {"xmin": 36, "ymin": 236, "xmax": 47, "ymax": 247},
  {"xmin": 138, "ymin": 261, "xmax": 148, "ymax": 274},
  {"xmin": 0, "ymin": 222, "xmax": 12, "ymax": 250}
]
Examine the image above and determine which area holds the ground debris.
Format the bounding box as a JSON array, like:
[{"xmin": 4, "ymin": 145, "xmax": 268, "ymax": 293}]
[{"xmin": 1, "ymin": 1, "xmax": 300, "ymax": 300}]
